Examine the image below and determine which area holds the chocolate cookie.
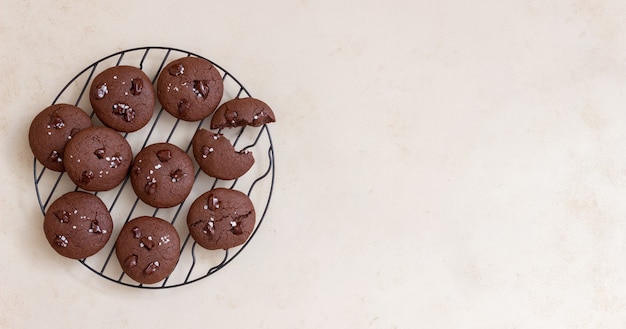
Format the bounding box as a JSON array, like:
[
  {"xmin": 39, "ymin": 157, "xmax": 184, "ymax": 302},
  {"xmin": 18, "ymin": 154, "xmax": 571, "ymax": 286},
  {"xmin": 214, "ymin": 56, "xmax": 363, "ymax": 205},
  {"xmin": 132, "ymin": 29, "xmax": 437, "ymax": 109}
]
[
  {"xmin": 187, "ymin": 188, "xmax": 256, "ymax": 250},
  {"xmin": 64, "ymin": 126, "xmax": 133, "ymax": 191},
  {"xmin": 43, "ymin": 191, "xmax": 113, "ymax": 259},
  {"xmin": 156, "ymin": 57, "xmax": 224, "ymax": 121},
  {"xmin": 192, "ymin": 128, "xmax": 254, "ymax": 180},
  {"xmin": 210, "ymin": 97, "xmax": 275, "ymax": 129},
  {"xmin": 89, "ymin": 66, "xmax": 156, "ymax": 132},
  {"xmin": 130, "ymin": 142, "xmax": 194, "ymax": 208},
  {"xmin": 28, "ymin": 104, "xmax": 93, "ymax": 172},
  {"xmin": 115, "ymin": 216, "xmax": 180, "ymax": 284}
]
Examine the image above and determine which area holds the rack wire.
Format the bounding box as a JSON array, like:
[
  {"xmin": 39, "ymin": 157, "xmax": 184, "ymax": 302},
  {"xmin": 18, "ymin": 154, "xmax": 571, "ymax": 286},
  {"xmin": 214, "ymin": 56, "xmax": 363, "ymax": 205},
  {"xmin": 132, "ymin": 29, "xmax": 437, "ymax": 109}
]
[{"xmin": 33, "ymin": 46, "xmax": 275, "ymax": 289}]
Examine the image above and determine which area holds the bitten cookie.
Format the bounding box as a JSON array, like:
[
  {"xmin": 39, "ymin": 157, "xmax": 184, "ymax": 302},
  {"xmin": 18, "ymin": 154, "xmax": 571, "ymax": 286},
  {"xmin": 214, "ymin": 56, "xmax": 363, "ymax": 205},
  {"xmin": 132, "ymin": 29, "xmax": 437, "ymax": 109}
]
[
  {"xmin": 156, "ymin": 57, "xmax": 224, "ymax": 121},
  {"xmin": 43, "ymin": 191, "xmax": 113, "ymax": 259},
  {"xmin": 64, "ymin": 126, "xmax": 133, "ymax": 191},
  {"xmin": 210, "ymin": 97, "xmax": 275, "ymax": 129},
  {"xmin": 28, "ymin": 104, "xmax": 93, "ymax": 172},
  {"xmin": 187, "ymin": 188, "xmax": 256, "ymax": 250},
  {"xmin": 115, "ymin": 216, "xmax": 180, "ymax": 284},
  {"xmin": 192, "ymin": 128, "xmax": 254, "ymax": 180},
  {"xmin": 89, "ymin": 65, "xmax": 156, "ymax": 132},
  {"xmin": 130, "ymin": 142, "xmax": 194, "ymax": 208}
]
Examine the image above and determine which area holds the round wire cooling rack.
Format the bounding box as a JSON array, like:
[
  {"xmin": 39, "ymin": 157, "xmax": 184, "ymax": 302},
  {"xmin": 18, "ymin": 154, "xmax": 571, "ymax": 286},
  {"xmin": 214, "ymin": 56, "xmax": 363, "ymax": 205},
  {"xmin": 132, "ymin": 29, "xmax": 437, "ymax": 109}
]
[{"xmin": 33, "ymin": 46, "xmax": 275, "ymax": 289}]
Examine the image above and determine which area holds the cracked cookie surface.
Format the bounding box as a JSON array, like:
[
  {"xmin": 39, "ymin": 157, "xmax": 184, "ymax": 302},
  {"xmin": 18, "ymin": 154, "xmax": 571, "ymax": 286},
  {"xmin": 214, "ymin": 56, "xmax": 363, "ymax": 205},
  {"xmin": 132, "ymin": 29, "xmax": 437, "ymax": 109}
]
[{"xmin": 187, "ymin": 188, "xmax": 256, "ymax": 250}]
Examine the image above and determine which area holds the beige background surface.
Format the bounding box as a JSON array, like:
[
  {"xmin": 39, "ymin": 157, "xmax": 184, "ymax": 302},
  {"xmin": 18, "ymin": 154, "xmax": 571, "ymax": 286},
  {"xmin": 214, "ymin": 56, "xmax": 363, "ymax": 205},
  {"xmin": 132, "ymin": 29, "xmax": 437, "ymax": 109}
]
[{"xmin": 3, "ymin": 0, "xmax": 626, "ymax": 327}]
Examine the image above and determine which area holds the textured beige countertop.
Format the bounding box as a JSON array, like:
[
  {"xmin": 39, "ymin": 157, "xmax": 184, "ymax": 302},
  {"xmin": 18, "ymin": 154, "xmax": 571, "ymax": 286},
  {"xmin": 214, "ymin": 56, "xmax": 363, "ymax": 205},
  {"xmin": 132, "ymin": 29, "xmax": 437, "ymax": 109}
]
[{"xmin": 3, "ymin": 0, "xmax": 626, "ymax": 328}]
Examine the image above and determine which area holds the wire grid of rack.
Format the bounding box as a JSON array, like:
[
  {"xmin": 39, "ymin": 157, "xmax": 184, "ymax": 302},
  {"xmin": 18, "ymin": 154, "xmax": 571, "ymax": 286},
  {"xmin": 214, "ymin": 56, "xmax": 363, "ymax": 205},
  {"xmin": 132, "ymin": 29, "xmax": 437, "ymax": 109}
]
[{"xmin": 33, "ymin": 46, "xmax": 275, "ymax": 289}]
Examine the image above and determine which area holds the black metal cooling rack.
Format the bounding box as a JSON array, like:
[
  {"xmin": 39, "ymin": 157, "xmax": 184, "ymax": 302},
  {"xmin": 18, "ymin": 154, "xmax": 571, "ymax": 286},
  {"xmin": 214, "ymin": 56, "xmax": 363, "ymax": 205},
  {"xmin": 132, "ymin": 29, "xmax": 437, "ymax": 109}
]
[{"xmin": 33, "ymin": 46, "xmax": 275, "ymax": 289}]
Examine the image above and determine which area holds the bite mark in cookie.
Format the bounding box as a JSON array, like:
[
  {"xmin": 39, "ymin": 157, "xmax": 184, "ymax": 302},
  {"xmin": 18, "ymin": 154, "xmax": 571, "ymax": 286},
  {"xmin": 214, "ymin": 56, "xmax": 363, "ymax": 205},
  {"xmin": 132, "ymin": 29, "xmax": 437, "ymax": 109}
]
[
  {"xmin": 210, "ymin": 97, "xmax": 275, "ymax": 129},
  {"xmin": 192, "ymin": 128, "xmax": 254, "ymax": 180}
]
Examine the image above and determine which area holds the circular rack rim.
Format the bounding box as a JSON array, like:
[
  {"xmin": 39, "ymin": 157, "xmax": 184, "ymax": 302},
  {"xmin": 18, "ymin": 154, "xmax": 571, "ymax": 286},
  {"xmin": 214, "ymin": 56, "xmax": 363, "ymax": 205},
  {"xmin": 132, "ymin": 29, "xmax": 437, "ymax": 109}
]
[{"xmin": 33, "ymin": 46, "xmax": 275, "ymax": 289}]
